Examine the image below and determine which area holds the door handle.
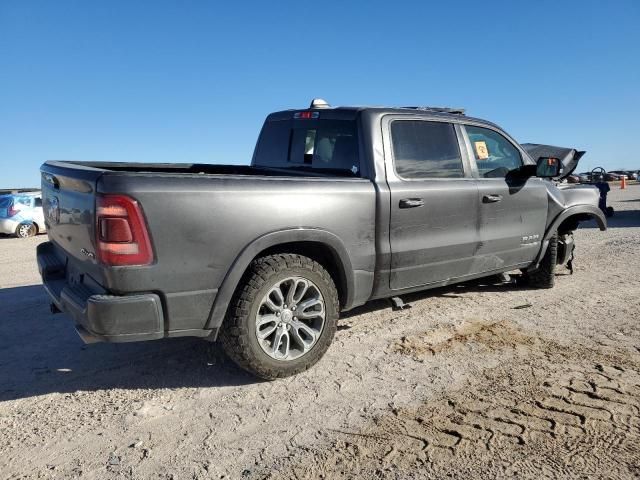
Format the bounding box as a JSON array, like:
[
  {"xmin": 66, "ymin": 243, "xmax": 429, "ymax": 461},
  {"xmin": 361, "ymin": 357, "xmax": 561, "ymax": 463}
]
[
  {"xmin": 482, "ymin": 194, "xmax": 503, "ymax": 203},
  {"xmin": 399, "ymin": 198, "xmax": 424, "ymax": 209}
]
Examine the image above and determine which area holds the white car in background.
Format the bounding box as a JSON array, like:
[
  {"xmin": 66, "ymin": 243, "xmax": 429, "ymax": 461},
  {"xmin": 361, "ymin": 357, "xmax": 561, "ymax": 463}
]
[{"xmin": 0, "ymin": 191, "xmax": 46, "ymax": 238}]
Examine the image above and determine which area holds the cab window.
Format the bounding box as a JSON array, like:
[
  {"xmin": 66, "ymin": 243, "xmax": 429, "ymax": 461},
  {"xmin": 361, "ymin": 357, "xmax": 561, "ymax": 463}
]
[
  {"xmin": 465, "ymin": 125, "xmax": 522, "ymax": 178},
  {"xmin": 390, "ymin": 120, "xmax": 464, "ymax": 179}
]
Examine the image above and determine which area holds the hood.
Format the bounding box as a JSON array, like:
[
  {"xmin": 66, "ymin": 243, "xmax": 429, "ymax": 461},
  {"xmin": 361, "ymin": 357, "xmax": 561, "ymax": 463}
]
[{"xmin": 521, "ymin": 143, "xmax": 585, "ymax": 180}]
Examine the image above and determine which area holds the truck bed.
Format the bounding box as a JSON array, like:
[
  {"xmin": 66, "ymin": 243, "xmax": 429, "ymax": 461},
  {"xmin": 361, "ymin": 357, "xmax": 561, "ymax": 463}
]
[{"xmin": 39, "ymin": 160, "xmax": 377, "ymax": 342}]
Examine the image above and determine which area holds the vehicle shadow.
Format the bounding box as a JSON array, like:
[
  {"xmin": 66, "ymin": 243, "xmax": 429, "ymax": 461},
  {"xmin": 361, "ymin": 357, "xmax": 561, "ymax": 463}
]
[
  {"xmin": 579, "ymin": 209, "xmax": 640, "ymax": 229},
  {"xmin": 0, "ymin": 271, "xmax": 577, "ymax": 401},
  {"xmin": 0, "ymin": 285, "xmax": 259, "ymax": 402},
  {"xmin": 0, "ymin": 232, "xmax": 47, "ymax": 240},
  {"xmin": 341, "ymin": 274, "xmax": 536, "ymax": 320}
]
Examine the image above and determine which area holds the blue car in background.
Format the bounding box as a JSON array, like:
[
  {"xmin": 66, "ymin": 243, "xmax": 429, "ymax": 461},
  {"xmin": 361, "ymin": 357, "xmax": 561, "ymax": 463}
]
[{"xmin": 0, "ymin": 191, "xmax": 46, "ymax": 238}]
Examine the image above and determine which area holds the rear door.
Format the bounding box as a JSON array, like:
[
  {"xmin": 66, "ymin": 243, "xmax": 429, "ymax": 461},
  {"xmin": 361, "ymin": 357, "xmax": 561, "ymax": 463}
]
[
  {"xmin": 383, "ymin": 117, "xmax": 481, "ymax": 290},
  {"xmin": 461, "ymin": 124, "xmax": 548, "ymax": 270}
]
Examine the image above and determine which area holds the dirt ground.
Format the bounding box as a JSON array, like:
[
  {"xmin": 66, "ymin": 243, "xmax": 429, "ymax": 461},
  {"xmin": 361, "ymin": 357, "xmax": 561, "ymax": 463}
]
[{"xmin": 1, "ymin": 185, "xmax": 639, "ymax": 480}]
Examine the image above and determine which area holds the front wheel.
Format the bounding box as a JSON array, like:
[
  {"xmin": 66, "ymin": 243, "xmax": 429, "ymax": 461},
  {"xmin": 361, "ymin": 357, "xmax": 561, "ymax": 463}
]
[
  {"xmin": 16, "ymin": 223, "xmax": 37, "ymax": 238},
  {"xmin": 219, "ymin": 254, "xmax": 339, "ymax": 380},
  {"xmin": 522, "ymin": 232, "xmax": 558, "ymax": 288}
]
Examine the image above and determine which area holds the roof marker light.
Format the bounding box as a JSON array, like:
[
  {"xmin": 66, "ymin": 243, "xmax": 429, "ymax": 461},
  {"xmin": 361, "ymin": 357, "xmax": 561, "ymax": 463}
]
[{"xmin": 294, "ymin": 111, "xmax": 320, "ymax": 119}]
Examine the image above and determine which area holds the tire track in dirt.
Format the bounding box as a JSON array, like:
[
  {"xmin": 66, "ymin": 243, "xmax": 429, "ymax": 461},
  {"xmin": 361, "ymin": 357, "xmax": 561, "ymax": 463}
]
[{"xmin": 260, "ymin": 320, "xmax": 640, "ymax": 479}]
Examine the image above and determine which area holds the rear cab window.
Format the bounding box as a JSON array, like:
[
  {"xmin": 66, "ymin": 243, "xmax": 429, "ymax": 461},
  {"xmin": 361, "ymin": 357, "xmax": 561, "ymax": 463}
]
[
  {"xmin": 390, "ymin": 120, "xmax": 465, "ymax": 179},
  {"xmin": 253, "ymin": 116, "xmax": 360, "ymax": 176}
]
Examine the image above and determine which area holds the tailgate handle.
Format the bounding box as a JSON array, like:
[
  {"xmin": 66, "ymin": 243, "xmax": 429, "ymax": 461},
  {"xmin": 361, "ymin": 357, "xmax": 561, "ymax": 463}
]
[
  {"xmin": 43, "ymin": 173, "xmax": 60, "ymax": 189},
  {"xmin": 399, "ymin": 198, "xmax": 424, "ymax": 209},
  {"xmin": 483, "ymin": 194, "xmax": 503, "ymax": 203}
]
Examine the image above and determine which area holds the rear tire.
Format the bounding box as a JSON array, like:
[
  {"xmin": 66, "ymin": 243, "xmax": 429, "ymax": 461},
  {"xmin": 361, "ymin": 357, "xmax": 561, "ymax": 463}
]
[
  {"xmin": 219, "ymin": 254, "xmax": 339, "ymax": 380},
  {"xmin": 15, "ymin": 223, "xmax": 37, "ymax": 238},
  {"xmin": 523, "ymin": 232, "xmax": 558, "ymax": 288}
]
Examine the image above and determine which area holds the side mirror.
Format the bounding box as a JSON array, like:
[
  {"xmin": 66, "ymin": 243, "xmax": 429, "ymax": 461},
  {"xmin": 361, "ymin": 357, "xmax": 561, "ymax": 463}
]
[{"xmin": 536, "ymin": 157, "xmax": 561, "ymax": 178}]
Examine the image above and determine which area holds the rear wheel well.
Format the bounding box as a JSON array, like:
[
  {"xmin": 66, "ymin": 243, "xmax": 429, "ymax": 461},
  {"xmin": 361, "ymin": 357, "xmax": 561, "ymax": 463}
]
[{"xmin": 252, "ymin": 242, "xmax": 347, "ymax": 308}]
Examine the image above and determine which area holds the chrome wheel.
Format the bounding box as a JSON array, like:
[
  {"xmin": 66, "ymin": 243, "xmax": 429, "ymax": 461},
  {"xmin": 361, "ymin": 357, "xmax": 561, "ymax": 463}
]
[
  {"xmin": 255, "ymin": 276, "xmax": 326, "ymax": 361},
  {"xmin": 17, "ymin": 223, "xmax": 36, "ymax": 238}
]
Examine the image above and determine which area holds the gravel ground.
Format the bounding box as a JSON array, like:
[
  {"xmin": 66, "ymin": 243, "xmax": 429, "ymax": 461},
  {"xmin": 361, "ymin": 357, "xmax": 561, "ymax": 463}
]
[{"xmin": 1, "ymin": 185, "xmax": 639, "ymax": 479}]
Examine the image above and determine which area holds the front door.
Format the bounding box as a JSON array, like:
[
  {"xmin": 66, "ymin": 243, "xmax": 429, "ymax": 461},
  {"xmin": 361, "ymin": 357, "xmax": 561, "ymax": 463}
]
[
  {"xmin": 385, "ymin": 118, "xmax": 481, "ymax": 290},
  {"xmin": 462, "ymin": 124, "xmax": 548, "ymax": 271}
]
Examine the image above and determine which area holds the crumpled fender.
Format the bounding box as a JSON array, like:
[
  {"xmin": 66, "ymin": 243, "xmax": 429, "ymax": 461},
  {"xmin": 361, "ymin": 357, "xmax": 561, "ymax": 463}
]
[{"xmin": 532, "ymin": 205, "xmax": 606, "ymax": 268}]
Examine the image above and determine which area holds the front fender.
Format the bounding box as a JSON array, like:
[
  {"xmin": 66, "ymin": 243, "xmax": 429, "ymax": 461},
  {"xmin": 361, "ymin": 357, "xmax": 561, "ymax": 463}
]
[
  {"xmin": 533, "ymin": 205, "xmax": 606, "ymax": 267},
  {"xmin": 204, "ymin": 228, "xmax": 359, "ymax": 331}
]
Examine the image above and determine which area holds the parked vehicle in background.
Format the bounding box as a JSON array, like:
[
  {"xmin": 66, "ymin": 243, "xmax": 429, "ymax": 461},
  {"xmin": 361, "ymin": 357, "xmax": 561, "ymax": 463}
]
[
  {"xmin": 37, "ymin": 100, "xmax": 607, "ymax": 379},
  {"xmin": 606, "ymin": 173, "xmax": 622, "ymax": 181},
  {"xmin": 577, "ymin": 172, "xmax": 592, "ymax": 183},
  {"xmin": 566, "ymin": 174, "xmax": 580, "ymax": 183},
  {"xmin": 609, "ymin": 171, "xmax": 629, "ymax": 180},
  {"xmin": 0, "ymin": 191, "xmax": 46, "ymax": 238},
  {"xmin": 622, "ymin": 170, "xmax": 639, "ymax": 180}
]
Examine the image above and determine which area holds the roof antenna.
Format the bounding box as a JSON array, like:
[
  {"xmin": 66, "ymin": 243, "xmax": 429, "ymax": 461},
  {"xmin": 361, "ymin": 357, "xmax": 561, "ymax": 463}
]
[{"xmin": 309, "ymin": 98, "xmax": 330, "ymax": 109}]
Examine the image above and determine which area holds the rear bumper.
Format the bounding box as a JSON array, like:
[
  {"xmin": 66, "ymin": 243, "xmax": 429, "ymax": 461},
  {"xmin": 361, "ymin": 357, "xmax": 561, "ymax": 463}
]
[{"xmin": 37, "ymin": 241, "xmax": 164, "ymax": 343}]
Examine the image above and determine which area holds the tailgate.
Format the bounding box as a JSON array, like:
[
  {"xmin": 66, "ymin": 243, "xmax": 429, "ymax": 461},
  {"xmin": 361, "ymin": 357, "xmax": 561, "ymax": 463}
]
[{"xmin": 40, "ymin": 161, "xmax": 105, "ymax": 281}]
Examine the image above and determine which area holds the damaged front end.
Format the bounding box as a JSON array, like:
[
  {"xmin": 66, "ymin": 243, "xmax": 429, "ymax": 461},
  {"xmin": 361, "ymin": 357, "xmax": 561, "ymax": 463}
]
[
  {"xmin": 521, "ymin": 143, "xmax": 585, "ymax": 181},
  {"xmin": 522, "ymin": 143, "xmax": 606, "ymax": 274}
]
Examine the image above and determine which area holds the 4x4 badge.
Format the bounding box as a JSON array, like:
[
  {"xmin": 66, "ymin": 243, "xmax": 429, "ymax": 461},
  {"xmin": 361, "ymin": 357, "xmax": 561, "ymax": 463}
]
[{"xmin": 80, "ymin": 248, "xmax": 96, "ymax": 259}]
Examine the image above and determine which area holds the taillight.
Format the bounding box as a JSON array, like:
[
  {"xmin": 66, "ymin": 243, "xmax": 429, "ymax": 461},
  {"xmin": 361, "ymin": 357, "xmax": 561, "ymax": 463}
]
[
  {"xmin": 8, "ymin": 202, "xmax": 18, "ymax": 217},
  {"xmin": 96, "ymin": 195, "xmax": 154, "ymax": 266}
]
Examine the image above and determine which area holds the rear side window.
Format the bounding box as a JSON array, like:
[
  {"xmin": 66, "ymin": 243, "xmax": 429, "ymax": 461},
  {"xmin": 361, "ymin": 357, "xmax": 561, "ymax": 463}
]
[
  {"xmin": 253, "ymin": 120, "xmax": 359, "ymax": 175},
  {"xmin": 390, "ymin": 121, "xmax": 464, "ymax": 179},
  {"xmin": 13, "ymin": 196, "xmax": 32, "ymax": 208},
  {"xmin": 465, "ymin": 125, "xmax": 522, "ymax": 178}
]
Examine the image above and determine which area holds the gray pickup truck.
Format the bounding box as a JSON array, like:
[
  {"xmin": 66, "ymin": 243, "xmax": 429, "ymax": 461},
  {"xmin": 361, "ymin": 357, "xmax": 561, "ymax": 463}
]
[{"xmin": 38, "ymin": 100, "xmax": 606, "ymax": 379}]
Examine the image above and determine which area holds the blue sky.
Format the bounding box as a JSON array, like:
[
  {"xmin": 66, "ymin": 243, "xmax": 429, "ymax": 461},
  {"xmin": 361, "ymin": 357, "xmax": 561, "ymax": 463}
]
[{"xmin": 1, "ymin": 0, "xmax": 638, "ymax": 188}]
